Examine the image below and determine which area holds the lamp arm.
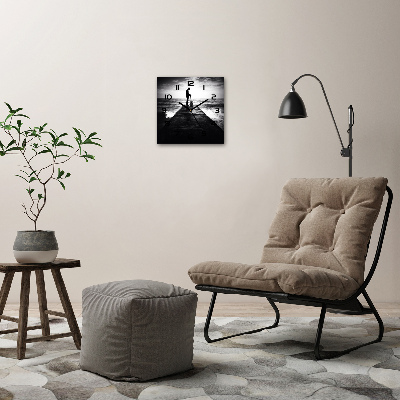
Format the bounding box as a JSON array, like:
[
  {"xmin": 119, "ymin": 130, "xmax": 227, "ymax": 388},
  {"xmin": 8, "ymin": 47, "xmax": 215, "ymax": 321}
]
[{"xmin": 292, "ymin": 74, "xmax": 345, "ymax": 150}]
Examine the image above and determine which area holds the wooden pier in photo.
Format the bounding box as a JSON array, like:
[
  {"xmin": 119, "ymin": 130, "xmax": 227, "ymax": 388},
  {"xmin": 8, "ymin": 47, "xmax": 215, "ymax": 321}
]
[{"xmin": 158, "ymin": 105, "xmax": 224, "ymax": 144}]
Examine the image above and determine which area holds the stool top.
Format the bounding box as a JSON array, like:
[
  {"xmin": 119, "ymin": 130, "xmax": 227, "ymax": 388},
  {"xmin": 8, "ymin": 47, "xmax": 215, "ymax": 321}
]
[
  {"xmin": 83, "ymin": 279, "xmax": 196, "ymax": 300},
  {"xmin": 0, "ymin": 258, "xmax": 80, "ymax": 273}
]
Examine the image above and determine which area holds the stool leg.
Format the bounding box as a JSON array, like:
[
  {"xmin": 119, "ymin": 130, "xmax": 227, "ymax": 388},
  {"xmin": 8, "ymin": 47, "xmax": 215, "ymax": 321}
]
[
  {"xmin": 0, "ymin": 272, "xmax": 15, "ymax": 322},
  {"xmin": 35, "ymin": 270, "xmax": 50, "ymax": 337},
  {"xmin": 51, "ymin": 268, "xmax": 81, "ymax": 349},
  {"xmin": 17, "ymin": 270, "xmax": 31, "ymax": 360}
]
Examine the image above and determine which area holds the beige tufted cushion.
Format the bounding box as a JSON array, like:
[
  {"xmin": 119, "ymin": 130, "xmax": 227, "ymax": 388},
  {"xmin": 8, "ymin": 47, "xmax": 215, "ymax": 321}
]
[{"xmin": 188, "ymin": 178, "xmax": 388, "ymax": 300}]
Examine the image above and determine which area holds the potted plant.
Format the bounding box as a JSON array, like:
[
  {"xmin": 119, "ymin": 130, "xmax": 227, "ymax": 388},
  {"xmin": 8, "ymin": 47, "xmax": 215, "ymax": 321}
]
[{"xmin": 0, "ymin": 103, "xmax": 101, "ymax": 263}]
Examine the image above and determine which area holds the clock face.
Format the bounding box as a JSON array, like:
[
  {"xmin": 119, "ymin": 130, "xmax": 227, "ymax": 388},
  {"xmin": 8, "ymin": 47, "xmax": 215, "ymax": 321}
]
[{"xmin": 157, "ymin": 77, "xmax": 224, "ymax": 144}]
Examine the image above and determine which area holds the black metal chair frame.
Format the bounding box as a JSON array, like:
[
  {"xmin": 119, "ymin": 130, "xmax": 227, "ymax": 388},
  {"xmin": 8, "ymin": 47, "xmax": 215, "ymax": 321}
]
[{"xmin": 196, "ymin": 186, "xmax": 393, "ymax": 360}]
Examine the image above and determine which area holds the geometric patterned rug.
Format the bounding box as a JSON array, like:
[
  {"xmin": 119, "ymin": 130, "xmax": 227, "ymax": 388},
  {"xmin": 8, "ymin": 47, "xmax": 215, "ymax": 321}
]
[{"xmin": 0, "ymin": 316, "xmax": 399, "ymax": 399}]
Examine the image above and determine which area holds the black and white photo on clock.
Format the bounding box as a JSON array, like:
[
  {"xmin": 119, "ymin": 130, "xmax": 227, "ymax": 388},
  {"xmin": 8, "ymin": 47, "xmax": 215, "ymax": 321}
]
[{"xmin": 157, "ymin": 77, "xmax": 224, "ymax": 144}]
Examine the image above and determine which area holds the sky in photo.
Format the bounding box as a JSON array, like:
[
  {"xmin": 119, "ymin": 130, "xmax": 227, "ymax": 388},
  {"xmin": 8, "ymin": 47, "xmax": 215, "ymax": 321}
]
[{"xmin": 157, "ymin": 77, "xmax": 224, "ymax": 100}]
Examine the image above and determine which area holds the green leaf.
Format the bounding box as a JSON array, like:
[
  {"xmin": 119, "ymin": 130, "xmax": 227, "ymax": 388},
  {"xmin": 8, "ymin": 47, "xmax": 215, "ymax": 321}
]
[
  {"xmin": 57, "ymin": 141, "xmax": 73, "ymax": 148},
  {"xmin": 73, "ymin": 127, "xmax": 82, "ymax": 142},
  {"xmin": 80, "ymin": 154, "xmax": 95, "ymax": 160},
  {"xmin": 26, "ymin": 188, "xmax": 35, "ymax": 195},
  {"xmin": 49, "ymin": 131, "xmax": 56, "ymax": 140},
  {"xmin": 59, "ymin": 132, "xmax": 68, "ymax": 138},
  {"xmin": 38, "ymin": 146, "xmax": 54, "ymax": 156},
  {"xmin": 6, "ymin": 140, "xmax": 16, "ymax": 148},
  {"xmin": 65, "ymin": 172, "xmax": 71, "ymax": 178},
  {"xmin": 6, "ymin": 147, "xmax": 22, "ymax": 152},
  {"xmin": 55, "ymin": 154, "xmax": 69, "ymax": 158},
  {"xmin": 38, "ymin": 194, "xmax": 44, "ymax": 200},
  {"xmin": 82, "ymin": 138, "xmax": 94, "ymax": 145},
  {"xmin": 87, "ymin": 132, "xmax": 99, "ymax": 139},
  {"xmin": 4, "ymin": 102, "xmax": 13, "ymax": 112},
  {"xmin": 82, "ymin": 135, "xmax": 101, "ymax": 146},
  {"xmin": 3, "ymin": 125, "xmax": 11, "ymax": 130},
  {"xmin": 16, "ymin": 175, "xmax": 28, "ymax": 182},
  {"xmin": 58, "ymin": 180, "xmax": 66, "ymax": 190},
  {"xmin": 14, "ymin": 114, "xmax": 29, "ymax": 118},
  {"xmin": 57, "ymin": 168, "xmax": 64, "ymax": 179},
  {"xmin": 11, "ymin": 126, "xmax": 21, "ymax": 134},
  {"xmin": 29, "ymin": 177, "xmax": 37, "ymax": 183}
]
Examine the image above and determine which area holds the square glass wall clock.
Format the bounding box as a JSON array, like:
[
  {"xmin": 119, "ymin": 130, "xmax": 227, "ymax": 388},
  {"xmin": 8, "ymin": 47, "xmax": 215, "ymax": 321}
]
[{"xmin": 157, "ymin": 77, "xmax": 224, "ymax": 144}]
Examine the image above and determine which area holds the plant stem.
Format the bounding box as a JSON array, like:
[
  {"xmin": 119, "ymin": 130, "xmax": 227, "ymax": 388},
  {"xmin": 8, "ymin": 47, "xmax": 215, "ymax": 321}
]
[{"xmin": 1, "ymin": 105, "xmax": 101, "ymax": 229}]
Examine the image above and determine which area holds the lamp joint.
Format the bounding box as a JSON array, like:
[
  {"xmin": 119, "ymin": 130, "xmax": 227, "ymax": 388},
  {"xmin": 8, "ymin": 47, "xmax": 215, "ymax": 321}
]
[{"xmin": 340, "ymin": 148, "xmax": 351, "ymax": 157}]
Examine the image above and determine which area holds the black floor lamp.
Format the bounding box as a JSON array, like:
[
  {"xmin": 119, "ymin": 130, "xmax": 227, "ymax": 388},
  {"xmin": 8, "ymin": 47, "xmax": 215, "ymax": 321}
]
[{"xmin": 278, "ymin": 74, "xmax": 354, "ymax": 177}]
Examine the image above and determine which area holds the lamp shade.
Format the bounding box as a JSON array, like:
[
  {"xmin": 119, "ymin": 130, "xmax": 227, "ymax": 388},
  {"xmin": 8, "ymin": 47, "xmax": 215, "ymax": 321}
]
[{"xmin": 278, "ymin": 90, "xmax": 307, "ymax": 118}]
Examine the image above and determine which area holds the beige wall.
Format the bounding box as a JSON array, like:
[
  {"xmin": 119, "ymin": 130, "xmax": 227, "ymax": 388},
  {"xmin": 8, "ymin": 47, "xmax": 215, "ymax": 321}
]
[{"xmin": 0, "ymin": 1, "xmax": 399, "ymax": 303}]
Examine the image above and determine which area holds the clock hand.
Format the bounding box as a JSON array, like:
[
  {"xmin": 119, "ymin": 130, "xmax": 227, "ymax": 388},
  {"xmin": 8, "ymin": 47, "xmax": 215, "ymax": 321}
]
[
  {"xmin": 179, "ymin": 102, "xmax": 190, "ymax": 111},
  {"xmin": 191, "ymin": 98, "xmax": 209, "ymax": 111}
]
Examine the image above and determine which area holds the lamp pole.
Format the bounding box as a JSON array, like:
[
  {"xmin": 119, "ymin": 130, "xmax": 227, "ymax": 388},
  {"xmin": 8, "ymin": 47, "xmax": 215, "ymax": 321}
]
[
  {"xmin": 279, "ymin": 74, "xmax": 354, "ymax": 177},
  {"xmin": 348, "ymin": 105, "xmax": 353, "ymax": 177},
  {"xmin": 339, "ymin": 104, "xmax": 354, "ymax": 177}
]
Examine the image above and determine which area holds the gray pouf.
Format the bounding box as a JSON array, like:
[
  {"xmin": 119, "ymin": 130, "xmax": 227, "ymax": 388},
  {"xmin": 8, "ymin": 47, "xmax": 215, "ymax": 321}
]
[{"xmin": 80, "ymin": 280, "xmax": 198, "ymax": 381}]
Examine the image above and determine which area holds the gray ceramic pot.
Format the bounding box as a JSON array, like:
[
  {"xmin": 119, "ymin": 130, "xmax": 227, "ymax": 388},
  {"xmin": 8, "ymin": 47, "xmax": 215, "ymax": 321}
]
[{"xmin": 13, "ymin": 230, "xmax": 59, "ymax": 264}]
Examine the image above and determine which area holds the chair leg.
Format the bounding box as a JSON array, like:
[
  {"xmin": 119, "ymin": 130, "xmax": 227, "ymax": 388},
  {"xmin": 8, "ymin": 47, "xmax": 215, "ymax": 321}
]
[
  {"xmin": 314, "ymin": 303, "xmax": 327, "ymax": 360},
  {"xmin": 17, "ymin": 270, "xmax": 31, "ymax": 360},
  {"xmin": 0, "ymin": 272, "xmax": 14, "ymax": 322},
  {"xmin": 51, "ymin": 268, "xmax": 81, "ymax": 349},
  {"xmin": 314, "ymin": 290, "xmax": 384, "ymax": 360},
  {"xmin": 35, "ymin": 270, "xmax": 51, "ymax": 337},
  {"xmin": 204, "ymin": 292, "xmax": 280, "ymax": 343}
]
